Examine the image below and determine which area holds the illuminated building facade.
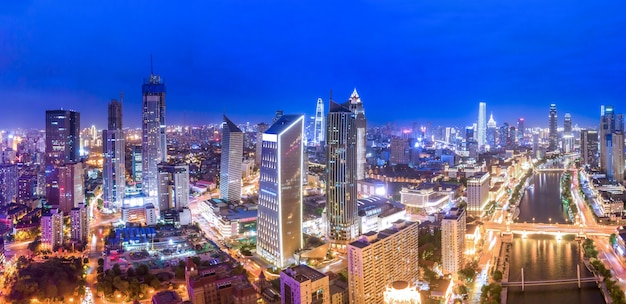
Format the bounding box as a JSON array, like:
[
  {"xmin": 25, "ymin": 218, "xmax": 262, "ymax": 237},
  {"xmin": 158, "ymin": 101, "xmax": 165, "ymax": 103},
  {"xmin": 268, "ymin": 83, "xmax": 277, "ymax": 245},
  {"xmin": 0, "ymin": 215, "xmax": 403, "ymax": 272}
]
[
  {"xmin": 347, "ymin": 220, "xmax": 419, "ymax": 304},
  {"xmin": 442, "ymin": 208, "xmax": 466, "ymax": 275},
  {"xmin": 257, "ymin": 115, "xmax": 304, "ymax": 267},
  {"xmin": 103, "ymin": 98, "xmax": 125, "ymax": 210},
  {"xmin": 141, "ymin": 71, "xmax": 167, "ymax": 197},
  {"xmin": 477, "ymin": 101, "xmax": 486, "ymax": 149},
  {"xmin": 45, "ymin": 109, "xmax": 80, "ymax": 206},
  {"xmin": 157, "ymin": 163, "xmax": 190, "ymax": 212},
  {"xmin": 220, "ymin": 115, "xmax": 243, "ymax": 203},
  {"xmin": 41, "ymin": 208, "xmax": 63, "ymax": 248},
  {"xmin": 548, "ymin": 104, "xmax": 558, "ymax": 151},
  {"xmin": 326, "ymin": 100, "xmax": 359, "ymax": 245},
  {"xmin": 466, "ymin": 172, "xmax": 490, "ymax": 216}
]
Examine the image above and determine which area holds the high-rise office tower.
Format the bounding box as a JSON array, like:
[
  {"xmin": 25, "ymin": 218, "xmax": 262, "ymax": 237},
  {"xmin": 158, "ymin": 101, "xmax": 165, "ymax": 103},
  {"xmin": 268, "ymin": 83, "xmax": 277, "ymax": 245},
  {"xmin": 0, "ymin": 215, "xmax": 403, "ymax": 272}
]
[
  {"xmin": 347, "ymin": 220, "xmax": 419, "ymax": 304},
  {"xmin": 389, "ymin": 137, "xmax": 410, "ymax": 165},
  {"xmin": 548, "ymin": 104, "xmax": 558, "ymax": 151},
  {"xmin": 257, "ymin": 115, "xmax": 304, "ymax": 267},
  {"xmin": 255, "ymin": 123, "xmax": 269, "ymax": 168},
  {"xmin": 477, "ymin": 101, "xmax": 487, "ymax": 149},
  {"xmin": 220, "ymin": 115, "xmax": 243, "ymax": 203},
  {"xmin": 581, "ymin": 130, "xmax": 599, "ymax": 168},
  {"xmin": 326, "ymin": 101, "xmax": 358, "ymax": 245},
  {"xmin": 103, "ymin": 98, "xmax": 125, "ymax": 210},
  {"xmin": 58, "ymin": 162, "xmax": 84, "ymax": 214},
  {"xmin": 562, "ymin": 113, "xmax": 574, "ymax": 153},
  {"xmin": 141, "ymin": 69, "xmax": 167, "ymax": 197},
  {"xmin": 600, "ymin": 105, "xmax": 625, "ymax": 182},
  {"xmin": 498, "ymin": 123, "xmax": 509, "ymax": 148},
  {"xmin": 0, "ymin": 164, "xmax": 17, "ymax": 206},
  {"xmin": 157, "ymin": 163, "xmax": 190, "ymax": 212},
  {"xmin": 486, "ymin": 113, "xmax": 497, "ymax": 149},
  {"xmin": 132, "ymin": 145, "xmax": 142, "ymax": 183},
  {"xmin": 517, "ymin": 118, "xmax": 525, "ymax": 144},
  {"xmin": 313, "ymin": 98, "xmax": 325, "ymax": 146},
  {"xmin": 17, "ymin": 175, "xmax": 36, "ymax": 204},
  {"xmin": 442, "ymin": 208, "xmax": 466, "ymax": 275},
  {"xmin": 41, "ymin": 208, "xmax": 63, "ymax": 249},
  {"xmin": 70, "ymin": 202, "xmax": 88, "ymax": 243},
  {"xmin": 346, "ymin": 89, "xmax": 367, "ymax": 180},
  {"xmin": 45, "ymin": 110, "xmax": 80, "ymax": 206}
]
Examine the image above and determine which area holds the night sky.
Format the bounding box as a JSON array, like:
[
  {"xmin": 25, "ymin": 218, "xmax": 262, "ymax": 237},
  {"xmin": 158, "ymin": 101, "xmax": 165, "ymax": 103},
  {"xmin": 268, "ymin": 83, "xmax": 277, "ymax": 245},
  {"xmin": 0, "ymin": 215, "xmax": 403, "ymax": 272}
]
[{"xmin": 1, "ymin": 1, "xmax": 625, "ymax": 129}]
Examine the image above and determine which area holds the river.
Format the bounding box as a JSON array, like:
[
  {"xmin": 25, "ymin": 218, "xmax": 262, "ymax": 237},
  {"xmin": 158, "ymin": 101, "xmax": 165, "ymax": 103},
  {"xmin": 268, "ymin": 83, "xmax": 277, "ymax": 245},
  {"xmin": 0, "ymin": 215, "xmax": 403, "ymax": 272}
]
[{"xmin": 507, "ymin": 171, "xmax": 604, "ymax": 304}]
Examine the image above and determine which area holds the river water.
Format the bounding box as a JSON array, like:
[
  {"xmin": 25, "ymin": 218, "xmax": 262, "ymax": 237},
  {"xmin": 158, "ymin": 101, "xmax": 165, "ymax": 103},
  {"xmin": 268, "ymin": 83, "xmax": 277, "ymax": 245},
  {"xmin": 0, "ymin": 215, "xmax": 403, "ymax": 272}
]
[{"xmin": 507, "ymin": 171, "xmax": 604, "ymax": 304}]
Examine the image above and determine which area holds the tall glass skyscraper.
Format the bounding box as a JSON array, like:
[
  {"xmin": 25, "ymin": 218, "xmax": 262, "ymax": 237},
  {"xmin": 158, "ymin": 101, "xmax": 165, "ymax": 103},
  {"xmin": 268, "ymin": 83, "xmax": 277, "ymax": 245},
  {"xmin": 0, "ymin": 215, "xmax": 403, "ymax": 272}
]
[
  {"xmin": 548, "ymin": 104, "xmax": 558, "ymax": 151},
  {"xmin": 141, "ymin": 72, "xmax": 166, "ymax": 197},
  {"xmin": 256, "ymin": 115, "xmax": 304, "ymax": 267},
  {"xmin": 347, "ymin": 89, "xmax": 366, "ymax": 180},
  {"xmin": 103, "ymin": 97, "xmax": 125, "ymax": 210},
  {"xmin": 45, "ymin": 109, "xmax": 80, "ymax": 206},
  {"xmin": 326, "ymin": 100, "xmax": 358, "ymax": 245},
  {"xmin": 477, "ymin": 101, "xmax": 486, "ymax": 149},
  {"xmin": 313, "ymin": 97, "xmax": 325, "ymax": 146},
  {"xmin": 220, "ymin": 115, "xmax": 243, "ymax": 203},
  {"xmin": 600, "ymin": 105, "xmax": 625, "ymax": 182}
]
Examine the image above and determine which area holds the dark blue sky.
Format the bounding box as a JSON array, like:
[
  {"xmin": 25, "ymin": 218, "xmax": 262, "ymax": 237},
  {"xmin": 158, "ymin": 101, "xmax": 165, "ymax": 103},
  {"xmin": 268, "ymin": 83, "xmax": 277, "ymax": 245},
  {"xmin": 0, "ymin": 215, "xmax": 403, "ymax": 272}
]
[{"xmin": 1, "ymin": 1, "xmax": 625, "ymax": 129}]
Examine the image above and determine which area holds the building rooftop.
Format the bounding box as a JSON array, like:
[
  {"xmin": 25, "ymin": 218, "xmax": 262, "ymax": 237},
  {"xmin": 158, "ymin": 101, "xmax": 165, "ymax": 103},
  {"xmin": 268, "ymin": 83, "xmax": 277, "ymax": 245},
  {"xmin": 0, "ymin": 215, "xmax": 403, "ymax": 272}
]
[
  {"xmin": 223, "ymin": 115, "xmax": 242, "ymax": 133},
  {"xmin": 265, "ymin": 114, "xmax": 303, "ymax": 134},
  {"xmin": 357, "ymin": 196, "xmax": 404, "ymax": 217},
  {"xmin": 152, "ymin": 290, "xmax": 183, "ymax": 304},
  {"xmin": 282, "ymin": 264, "xmax": 327, "ymax": 283},
  {"xmin": 443, "ymin": 208, "xmax": 465, "ymax": 220}
]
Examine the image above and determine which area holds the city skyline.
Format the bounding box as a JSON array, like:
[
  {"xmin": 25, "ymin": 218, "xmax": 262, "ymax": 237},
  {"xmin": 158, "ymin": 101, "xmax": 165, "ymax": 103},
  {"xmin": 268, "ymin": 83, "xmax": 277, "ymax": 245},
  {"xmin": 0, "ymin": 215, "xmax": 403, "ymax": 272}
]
[{"xmin": 1, "ymin": 1, "xmax": 626, "ymax": 129}]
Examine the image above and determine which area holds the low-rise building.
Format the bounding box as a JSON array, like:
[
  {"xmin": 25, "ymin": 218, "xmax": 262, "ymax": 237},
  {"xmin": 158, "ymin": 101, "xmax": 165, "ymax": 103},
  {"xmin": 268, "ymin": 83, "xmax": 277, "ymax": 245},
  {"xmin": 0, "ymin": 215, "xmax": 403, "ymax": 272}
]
[
  {"xmin": 185, "ymin": 259, "xmax": 257, "ymax": 304},
  {"xmin": 465, "ymin": 223, "xmax": 483, "ymax": 257},
  {"xmin": 598, "ymin": 191, "xmax": 625, "ymax": 217},
  {"xmin": 357, "ymin": 196, "xmax": 406, "ymax": 234},
  {"xmin": 280, "ymin": 265, "xmax": 330, "ymax": 304},
  {"xmin": 203, "ymin": 199, "xmax": 257, "ymax": 239},
  {"xmin": 151, "ymin": 290, "xmax": 183, "ymax": 304}
]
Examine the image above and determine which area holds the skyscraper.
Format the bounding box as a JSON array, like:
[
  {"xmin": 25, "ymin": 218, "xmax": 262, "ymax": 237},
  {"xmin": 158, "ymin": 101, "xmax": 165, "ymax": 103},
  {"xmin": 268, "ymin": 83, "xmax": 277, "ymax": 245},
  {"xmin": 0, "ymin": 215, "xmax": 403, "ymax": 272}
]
[
  {"xmin": 0, "ymin": 164, "xmax": 17, "ymax": 206},
  {"xmin": 347, "ymin": 89, "xmax": 367, "ymax": 180},
  {"xmin": 257, "ymin": 115, "xmax": 304, "ymax": 268},
  {"xmin": 220, "ymin": 115, "xmax": 243, "ymax": 203},
  {"xmin": 563, "ymin": 113, "xmax": 574, "ymax": 153},
  {"xmin": 581, "ymin": 130, "xmax": 599, "ymax": 168},
  {"xmin": 103, "ymin": 98, "xmax": 125, "ymax": 210},
  {"xmin": 477, "ymin": 101, "xmax": 487, "ymax": 149},
  {"xmin": 442, "ymin": 208, "xmax": 466, "ymax": 275},
  {"xmin": 548, "ymin": 104, "xmax": 558, "ymax": 151},
  {"xmin": 498, "ymin": 123, "xmax": 509, "ymax": 148},
  {"xmin": 600, "ymin": 105, "xmax": 625, "ymax": 182},
  {"xmin": 517, "ymin": 117, "xmax": 525, "ymax": 144},
  {"xmin": 313, "ymin": 98, "xmax": 325, "ymax": 146},
  {"xmin": 58, "ymin": 162, "xmax": 84, "ymax": 214},
  {"xmin": 157, "ymin": 163, "xmax": 190, "ymax": 212},
  {"xmin": 45, "ymin": 109, "xmax": 80, "ymax": 206},
  {"xmin": 326, "ymin": 100, "xmax": 358, "ymax": 245},
  {"xmin": 486, "ymin": 113, "xmax": 497, "ymax": 149},
  {"xmin": 141, "ymin": 70, "xmax": 167, "ymax": 197},
  {"xmin": 255, "ymin": 123, "xmax": 269, "ymax": 168}
]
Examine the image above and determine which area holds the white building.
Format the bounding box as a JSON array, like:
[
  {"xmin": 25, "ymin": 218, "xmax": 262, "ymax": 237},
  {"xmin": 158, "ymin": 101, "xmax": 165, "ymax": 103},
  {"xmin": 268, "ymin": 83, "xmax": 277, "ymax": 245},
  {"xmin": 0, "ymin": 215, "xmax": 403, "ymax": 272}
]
[
  {"xmin": 157, "ymin": 163, "xmax": 190, "ymax": 212},
  {"xmin": 357, "ymin": 196, "xmax": 406, "ymax": 234},
  {"xmin": 70, "ymin": 203, "xmax": 89, "ymax": 243},
  {"xmin": 347, "ymin": 220, "xmax": 419, "ymax": 304},
  {"xmin": 280, "ymin": 265, "xmax": 330, "ymax": 304},
  {"xmin": 466, "ymin": 172, "xmax": 490, "ymax": 216},
  {"xmin": 257, "ymin": 115, "xmax": 304, "ymax": 267},
  {"xmin": 220, "ymin": 115, "xmax": 243, "ymax": 203},
  {"xmin": 442, "ymin": 208, "xmax": 466, "ymax": 275},
  {"xmin": 41, "ymin": 208, "xmax": 63, "ymax": 249}
]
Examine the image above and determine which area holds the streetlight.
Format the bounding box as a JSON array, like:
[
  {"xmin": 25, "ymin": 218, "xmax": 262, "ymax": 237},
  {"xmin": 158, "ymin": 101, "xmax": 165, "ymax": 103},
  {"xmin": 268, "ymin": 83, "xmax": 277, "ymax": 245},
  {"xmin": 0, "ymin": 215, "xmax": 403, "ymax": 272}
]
[{"xmin": 532, "ymin": 217, "xmax": 535, "ymax": 224}]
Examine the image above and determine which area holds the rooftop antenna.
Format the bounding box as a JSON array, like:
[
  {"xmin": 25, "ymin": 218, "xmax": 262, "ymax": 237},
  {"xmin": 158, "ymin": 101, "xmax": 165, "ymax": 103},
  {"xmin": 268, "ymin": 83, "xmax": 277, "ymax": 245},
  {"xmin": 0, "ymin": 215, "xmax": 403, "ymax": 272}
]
[
  {"xmin": 329, "ymin": 89, "xmax": 333, "ymax": 102},
  {"xmin": 150, "ymin": 54, "xmax": 154, "ymax": 75},
  {"xmin": 120, "ymin": 91, "xmax": 124, "ymax": 104}
]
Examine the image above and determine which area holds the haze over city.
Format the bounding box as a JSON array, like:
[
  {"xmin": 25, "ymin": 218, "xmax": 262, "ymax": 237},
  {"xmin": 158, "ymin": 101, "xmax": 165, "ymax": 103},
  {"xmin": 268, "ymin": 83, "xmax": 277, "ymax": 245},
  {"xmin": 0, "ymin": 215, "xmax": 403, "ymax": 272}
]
[{"xmin": 2, "ymin": 1, "xmax": 626, "ymax": 128}]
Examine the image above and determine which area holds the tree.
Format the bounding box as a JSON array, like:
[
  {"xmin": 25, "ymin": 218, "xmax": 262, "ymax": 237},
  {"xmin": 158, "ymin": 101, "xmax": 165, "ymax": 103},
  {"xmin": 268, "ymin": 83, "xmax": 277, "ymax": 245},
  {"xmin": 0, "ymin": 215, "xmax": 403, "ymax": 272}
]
[
  {"xmin": 492, "ymin": 270, "xmax": 503, "ymax": 282},
  {"xmin": 150, "ymin": 277, "xmax": 161, "ymax": 290},
  {"xmin": 98, "ymin": 258, "xmax": 105, "ymax": 266},
  {"xmin": 175, "ymin": 267, "xmax": 185, "ymax": 280},
  {"xmin": 127, "ymin": 267, "xmax": 136, "ymax": 277},
  {"xmin": 113, "ymin": 263, "xmax": 122, "ymax": 276},
  {"xmin": 610, "ymin": 233, "xmax": 617, "ymax": 246}
]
